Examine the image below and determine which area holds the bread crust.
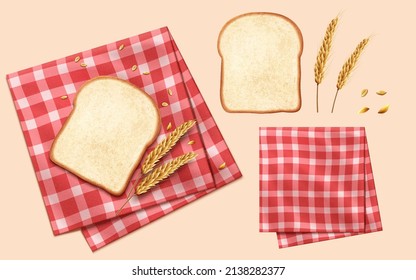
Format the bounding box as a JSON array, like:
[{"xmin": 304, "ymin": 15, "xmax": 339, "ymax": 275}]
[
  {"xmin": 50, "ymin": 76, "xmax": 161, "ymax": 196},
  {"xmin": 217, "ymin": 12, "xmax": 304, "ymax": 113}
]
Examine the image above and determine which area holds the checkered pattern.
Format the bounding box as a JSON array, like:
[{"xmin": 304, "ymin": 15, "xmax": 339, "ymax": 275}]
[
  {"xmin": 259, "ymin": 127, "xmax": 382, "ymax": 248},
  {"xmin": 7, "ymin": 27, "xmax": 241, "ymax": 250},
  {"xmin": 82, "ymin": 32, "xmax": 242, "ymax": 251}
]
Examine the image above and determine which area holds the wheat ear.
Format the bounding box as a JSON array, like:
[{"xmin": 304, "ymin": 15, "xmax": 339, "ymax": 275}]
[
  {"xmin": 314, "ymin": 17, "xmax": 338, "ymax": 112},
  {"xmin": 331, "ymin": 38, "xmax": 369, "ymax": 113},
  {"xmin": 116, "ymin": 120, "xmax": 196, "ymax": 215},
  {"xmin": 136, "ymin": 152, "xmax": 197, "ymax": 195},
  {"xmin": 141, "ymin": 120, "xmax": 196, "ymax": 174},
  {"xmin": 116, "ymin": 152, "xmax": 197, "ymax": 216}
]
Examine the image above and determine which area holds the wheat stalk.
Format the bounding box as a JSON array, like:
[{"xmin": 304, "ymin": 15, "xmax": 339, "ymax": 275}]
[
  {"xmin": 136, "ymin": 152, "xmax": 197, "ymax": 195},
  {"xmin": 331, "ymin": 38, "xmax": 369, "ymax": 113},
  {"xmin": 314, "ymin": 17, "xmax": 338, "ymax": 113},
  {"xmin": 116, "ymin": 120, "xmax": 196, "ymax": 215},
  {"xmin": 141, "ymin": 120, "xmax": 196, "ymax": 174},
  {"xmin": 116, "ymin": 177, "xmax": 141, "ymax": 216},
  {"xmin": 116, "ymin": 152, "xmax": 197, "ymax": 216}
]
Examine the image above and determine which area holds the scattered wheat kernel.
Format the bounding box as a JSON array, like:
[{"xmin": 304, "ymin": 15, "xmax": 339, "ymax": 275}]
[
  {"xmin": 142, "ymin": 71, "xmax": 150, "ymax": 75},
  {"xmin": 376, "ymin": 90, "xmax": 387, "ymax": 96},
  {"xmin": 219, "ymin": 162, "xmax": 226, "ymax": 170},
  {"xmin": 74, "ymin": 56, "xmax": 80, "ymax": 63},
  {"xmin": 378, "ymin": 105, "xmax": 390, "ymax": 114},
  {"xmin": 167, "ymin": 89, "xmax": 173, "ymax": 96},
  {"xmin": 166, "ymin": 122, "xmax": 172, "ymax": 131},
  {"xmin": 60, "ymin": 95, "xmax": 68, "ymax": 100},
  {"xmin": 188, "ymin": 140, "xmax": 195, "ymax": 145},
  {"xmin": 131, "ymin": 65, "xmax": 138, "ymax": 71},
  {"xmin": 161, "ymin": 102, "xmax": 169, "ymax": 107},
  {"xmin": 358, "ymin": 107, "xmax": 370, "ymax": 114},
  {"xmin": 118, "ymin": 44, "xmax": 125, "ymax": 51},
  {"xmin": 361, "ymin": 89, "xmax": 368, "ymax": 97},
  {"xmin": 80, "ymin": 63, "xmax": 87, "ymax": 67}
]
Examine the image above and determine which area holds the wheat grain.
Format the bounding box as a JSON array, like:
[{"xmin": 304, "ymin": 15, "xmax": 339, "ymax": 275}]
[
  {"xmin": 361, "ymin": 89, "xmax": 369, "ymax": 97},
  {"xmin": 378, "ymin": 104, "xmax": 389, "ymax": 114},
  {"xmin": 136, "ymin": 152, "xmax": 197, "ymax": 195},
  {"xmin": 331, "ymin": 38, "xmax": 370, "ymax": 113},
  {"xmin": 141, "ymin": 120, "xmax": 196, "ymax": 174},
  {"xmin": 358, "ymin": 107, "xmax": 370, "ymax": 114},
  {"xmin": 376, "ymin": 90, "xmax": 387, "ymax": 96}
]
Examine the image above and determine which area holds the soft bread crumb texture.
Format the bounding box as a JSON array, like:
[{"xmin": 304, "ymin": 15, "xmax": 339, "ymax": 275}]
[
  {"xmin": 218, "ymin": 13, "xmax": 303, "ymax": 112},
  {"xmin": 50, "ymin": 77, "xmax": 160, "ymax": 196}
]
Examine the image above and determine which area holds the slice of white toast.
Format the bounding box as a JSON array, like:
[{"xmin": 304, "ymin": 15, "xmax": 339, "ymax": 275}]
[
  {"xmin": 218, "ymin": 12, "xmax": 303, "ymax": 113},
  {"xmin": 50, "ymin": 77, "xmax": 160, "ymax": 196}
]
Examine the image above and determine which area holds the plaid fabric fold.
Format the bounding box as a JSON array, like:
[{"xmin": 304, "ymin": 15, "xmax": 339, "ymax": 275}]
[
  {"xmin": 259, "ymin": 127, "xmax": 382, "ymax": 248},
  {"xmin": 7, "ymin": 27, "xmax": 241, "ymax": 251},
  {"xmin": 82, "ymin": 31, "xmax": 242, "ymax": 251}
]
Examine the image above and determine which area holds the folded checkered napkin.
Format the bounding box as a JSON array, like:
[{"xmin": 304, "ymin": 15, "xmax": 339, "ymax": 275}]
[
  {"xmin": 82, "ymin": 33, "xmax": 242, "ymax": 251},
  {"xmin": 259, "ymin": 127, "xmax": 382, "ymax": 248},
  {"xmin": 7, "ymin": 27, "xmax": 241, "ymax": 250}
]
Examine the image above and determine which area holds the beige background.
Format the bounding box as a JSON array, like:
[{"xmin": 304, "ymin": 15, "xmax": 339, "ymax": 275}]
[{"xmin": 0, "ymin": 0, "xmax": 415, "ymax": 259}]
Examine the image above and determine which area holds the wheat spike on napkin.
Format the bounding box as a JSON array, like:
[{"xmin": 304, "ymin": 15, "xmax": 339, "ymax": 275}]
[
  {"xmin": 136, "ymin": 152, "xmax": 197, "ymax": 195},
  {"xmin": 117, "ymin": 120, "xmax": 196, "ymax": 215},
  {"xmin": 142, "ymin": 120, "xmax": 196, "ymax": 174}
]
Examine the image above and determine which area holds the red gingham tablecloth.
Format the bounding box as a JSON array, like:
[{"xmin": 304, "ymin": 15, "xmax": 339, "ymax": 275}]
[
  {"xmin": 259, "ymin": 127, "xmax": 382, "ymax": 248},
  {"xmin": 82, "ymin": 36, "xmax": 243, "ymax": 251},
  {"xmin": 7, "ymin": 27, "xmax": 241, "ymax": 251}
]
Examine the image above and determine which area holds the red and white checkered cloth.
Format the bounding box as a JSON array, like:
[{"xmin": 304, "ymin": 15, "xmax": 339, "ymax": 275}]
[
  {"xmin": 7, "ymin": 27, "xmax": 241, "ymax": 251},
  {"xmin": 259, "ymin": 127, "xmax": 382, "ymax": 248},
  {"xmin": 82, "ymin": 37, "xmax": 243, "ymax": 251}
]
